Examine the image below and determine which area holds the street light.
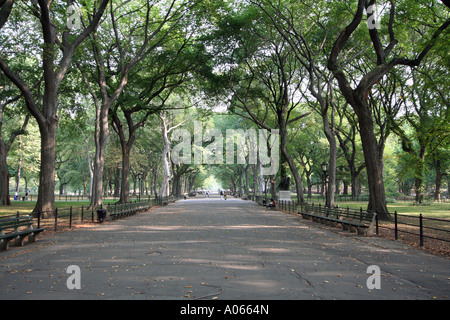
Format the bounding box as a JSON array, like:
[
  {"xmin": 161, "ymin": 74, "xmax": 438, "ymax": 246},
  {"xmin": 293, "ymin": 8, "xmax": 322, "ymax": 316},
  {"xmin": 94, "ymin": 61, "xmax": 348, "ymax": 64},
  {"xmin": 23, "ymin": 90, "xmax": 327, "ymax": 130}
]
[{"xmin": 321, "ymin": 162, "xmax": 328, "ymax": 174}]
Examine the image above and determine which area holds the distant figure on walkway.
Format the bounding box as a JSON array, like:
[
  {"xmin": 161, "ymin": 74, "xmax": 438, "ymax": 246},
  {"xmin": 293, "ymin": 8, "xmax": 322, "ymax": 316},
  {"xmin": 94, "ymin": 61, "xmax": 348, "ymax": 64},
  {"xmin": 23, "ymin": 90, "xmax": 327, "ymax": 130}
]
[
  {"xmin": 267, "ymin": 199, "xmax": 276, "ymax": 210},
  {"xmin": 224, "ymin": 192, "xmax": 227, "ymax": 200},
  {"xmin": 220, "ymin": 190, "xmax": 223, "ymax": 200}
]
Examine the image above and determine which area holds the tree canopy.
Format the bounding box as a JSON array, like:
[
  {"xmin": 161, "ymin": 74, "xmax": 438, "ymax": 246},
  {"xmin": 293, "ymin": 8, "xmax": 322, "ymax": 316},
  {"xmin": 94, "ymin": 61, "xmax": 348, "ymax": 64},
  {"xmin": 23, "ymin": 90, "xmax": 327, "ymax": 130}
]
[{"xmin": 0, "ymin": 0, "xmax": 448, "ymax": 219}]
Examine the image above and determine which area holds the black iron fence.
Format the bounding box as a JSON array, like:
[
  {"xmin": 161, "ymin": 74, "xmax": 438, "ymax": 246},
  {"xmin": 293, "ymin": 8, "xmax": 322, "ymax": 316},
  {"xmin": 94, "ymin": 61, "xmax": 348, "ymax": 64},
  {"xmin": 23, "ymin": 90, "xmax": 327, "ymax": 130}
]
[{"xmin": 376, "ymin": 211, "xmax": 450, "ymax": 247}]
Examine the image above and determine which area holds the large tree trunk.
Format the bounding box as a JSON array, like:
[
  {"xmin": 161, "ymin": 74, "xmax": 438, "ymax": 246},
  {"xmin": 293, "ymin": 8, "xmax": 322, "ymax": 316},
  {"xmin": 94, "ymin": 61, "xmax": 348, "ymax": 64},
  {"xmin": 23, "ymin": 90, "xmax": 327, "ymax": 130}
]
[
  {"xmin": 351, "ymin": 170, "xmax": 361, "ymax": 199},
  {"xmin": 15, "ymin": 136, "xmax": 22, "ymax": 195},
  {"xmin": 111, "ymin": 109, "xmax": 145, "ymax": 204},
  {"xmin": 353, "ymin": 99, "xmax": 389, "ymax": 217},
  {"xmin": 414, "ymin": 147, "xmax": 426, "ymax": 204},
  {"xmin": 434, "ymin": 158, "xmax": 442, "ymax": 202},
  {"xmin": 0, "ymin": 0, "xmax": 14, "ymax": 30},
  {"xmin": 159, "ymin": 114, "xmax": 171, "ymax": 198},
  {"xmin": 91, "ymin": 104, "xmax": 109, "ymax": 208},
  {"xmin": 279, "ymin": 123, "xmax": 304, "ymax": 204},
  {"xmin": 270, "ymin": 178, "xmax": 277, "ymax": 200},
  {"xmin": 329, "ymin": 61, "xmax": 391, "ymax": 219},
  {"xmin": 34, "ymin": 116, "xmax": 58, "ymax": 216},
  {"xmin": 322, "ymin": 110, "xmax": 336, "ymax": 208},
  {"xmin": 0, "ymin": 142, "xmax": 9, "ymax": 206},
  {"xmin": 120, "ymin": 145, "xmax": 131, "ymax": 204}
]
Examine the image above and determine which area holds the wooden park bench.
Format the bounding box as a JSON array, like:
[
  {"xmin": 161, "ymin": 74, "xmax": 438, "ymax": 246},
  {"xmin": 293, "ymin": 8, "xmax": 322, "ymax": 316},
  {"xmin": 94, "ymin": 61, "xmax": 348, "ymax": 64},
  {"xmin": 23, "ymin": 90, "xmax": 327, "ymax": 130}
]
[
  {"xmin": 106, "ymin": 201, "xmax": 153, "ymax": 221},
  {"xmin": 299, "ymin": 203, "xmax": 376, "ymax": 236},
  {"xmin": 0, "ymin": 215, "xmax": 45, "ymax": 251},
  {"xmin": 161, "ymin": 196, "xmax": 176, "ymax": 206}
]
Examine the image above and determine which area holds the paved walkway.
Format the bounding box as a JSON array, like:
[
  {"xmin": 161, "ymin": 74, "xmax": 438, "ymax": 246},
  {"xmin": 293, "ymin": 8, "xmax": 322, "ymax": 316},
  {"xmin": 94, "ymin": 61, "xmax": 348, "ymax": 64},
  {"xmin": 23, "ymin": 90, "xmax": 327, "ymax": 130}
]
[{"xmin": 0, "ymin": 197, "xmax": 448, "ymax": 300}]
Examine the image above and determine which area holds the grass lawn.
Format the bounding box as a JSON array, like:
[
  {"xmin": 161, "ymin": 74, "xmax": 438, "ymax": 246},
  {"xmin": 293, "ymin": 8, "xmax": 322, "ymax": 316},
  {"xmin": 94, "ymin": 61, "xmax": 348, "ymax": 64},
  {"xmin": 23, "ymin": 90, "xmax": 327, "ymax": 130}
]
[
  {"xmin": 0, "ymin": 199, "xmax": 119, "ymax": 217},
  {"xmin": 332, "ymin": 201, "xmax": 450, "ymax": 219}
]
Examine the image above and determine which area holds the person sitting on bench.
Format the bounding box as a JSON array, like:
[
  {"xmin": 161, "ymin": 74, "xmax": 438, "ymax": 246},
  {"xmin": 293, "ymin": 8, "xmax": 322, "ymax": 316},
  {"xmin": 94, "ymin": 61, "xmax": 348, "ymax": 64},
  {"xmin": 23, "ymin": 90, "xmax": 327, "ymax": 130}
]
[{"xmin": 267, "ymin": 199, "xmax": 276, "ymax": 209}]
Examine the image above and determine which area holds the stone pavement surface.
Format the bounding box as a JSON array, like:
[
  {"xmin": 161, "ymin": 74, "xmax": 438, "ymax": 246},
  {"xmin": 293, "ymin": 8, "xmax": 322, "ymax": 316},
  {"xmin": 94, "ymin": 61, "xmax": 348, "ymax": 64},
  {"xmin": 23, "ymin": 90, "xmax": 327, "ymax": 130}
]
[{"xmin": 0, "ymin": 197, "xmax": 448, "ymax": 300}]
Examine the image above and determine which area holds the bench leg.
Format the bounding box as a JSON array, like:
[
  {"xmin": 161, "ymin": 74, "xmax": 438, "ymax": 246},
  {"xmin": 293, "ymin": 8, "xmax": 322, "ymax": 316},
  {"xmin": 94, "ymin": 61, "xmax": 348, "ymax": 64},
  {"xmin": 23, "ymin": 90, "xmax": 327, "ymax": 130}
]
[
  {"xmin": 357, "ymin": 227, "xmax": 367, "ymax": 236},
  {"xmin": 0, "ymin": 239, "xmax": 11, "ymax": 251},
  {"xmin": 14, "ymin": 235, "xmax": 27, "ymax": 247},
  {"xmin": 28, "ymin": 232, "xmax": 37, "ymax": 243}
]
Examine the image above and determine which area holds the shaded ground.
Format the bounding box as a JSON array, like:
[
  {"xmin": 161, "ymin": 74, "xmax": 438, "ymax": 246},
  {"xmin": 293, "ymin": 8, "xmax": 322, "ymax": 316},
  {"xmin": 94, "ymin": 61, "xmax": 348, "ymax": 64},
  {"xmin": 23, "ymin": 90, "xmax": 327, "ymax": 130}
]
[{"xmin": 0, "ymin": 197, "xmax": 448, "ymax": 300}]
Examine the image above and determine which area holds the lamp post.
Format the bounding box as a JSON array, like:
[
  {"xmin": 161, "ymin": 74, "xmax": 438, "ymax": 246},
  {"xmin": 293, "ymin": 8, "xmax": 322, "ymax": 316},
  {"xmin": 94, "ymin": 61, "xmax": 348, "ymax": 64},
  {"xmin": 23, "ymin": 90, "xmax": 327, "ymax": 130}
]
[{"xmin": 321, "ymin": 162, "xmax": 328, "ymax": 207}]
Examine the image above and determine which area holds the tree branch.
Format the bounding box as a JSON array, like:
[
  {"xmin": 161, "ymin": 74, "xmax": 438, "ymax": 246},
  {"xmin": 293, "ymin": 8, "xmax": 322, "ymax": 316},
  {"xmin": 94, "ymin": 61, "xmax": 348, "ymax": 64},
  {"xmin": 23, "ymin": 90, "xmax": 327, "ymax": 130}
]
[{"xmin": 0, "ymin": 0, "xmax": 13, "ymax": 30}]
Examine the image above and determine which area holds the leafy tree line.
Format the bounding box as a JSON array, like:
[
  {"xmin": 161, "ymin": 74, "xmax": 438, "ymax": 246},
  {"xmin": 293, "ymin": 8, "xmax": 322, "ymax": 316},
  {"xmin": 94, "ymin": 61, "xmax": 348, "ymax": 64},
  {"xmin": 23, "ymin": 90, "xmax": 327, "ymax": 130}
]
[{"xmin": 0, "ymin": 1, "xmax": 448, "ymax": 220}]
